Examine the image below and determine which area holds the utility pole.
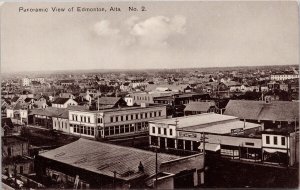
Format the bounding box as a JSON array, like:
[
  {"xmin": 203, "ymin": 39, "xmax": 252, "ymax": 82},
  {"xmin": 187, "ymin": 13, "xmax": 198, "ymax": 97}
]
[{"xmin": 155, "ymin": 148, "xmax": 158, "ymax": 189}]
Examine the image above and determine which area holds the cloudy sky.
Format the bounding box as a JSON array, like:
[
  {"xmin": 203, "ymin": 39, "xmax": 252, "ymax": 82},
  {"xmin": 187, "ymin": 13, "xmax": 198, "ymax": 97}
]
[{"xmin": 1, "ymin": 1, "xmax": 299, "ymax": 73}]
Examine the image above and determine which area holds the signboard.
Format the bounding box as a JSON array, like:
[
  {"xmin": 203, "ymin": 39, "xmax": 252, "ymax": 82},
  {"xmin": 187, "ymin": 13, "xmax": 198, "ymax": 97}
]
[
  {"xmin": 178, "ymin": 131, "xmax": 197, "ymax": 138},
  {"xmin": 231, "ymin": 128, "xmax": 244, "ymax": 135}
]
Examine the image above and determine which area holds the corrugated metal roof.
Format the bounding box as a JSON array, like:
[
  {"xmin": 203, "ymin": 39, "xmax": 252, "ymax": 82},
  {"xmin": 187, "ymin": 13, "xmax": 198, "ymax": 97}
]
[{"xmin": 39, "ymin": 138, "xmax": 180, "ymax": 181}]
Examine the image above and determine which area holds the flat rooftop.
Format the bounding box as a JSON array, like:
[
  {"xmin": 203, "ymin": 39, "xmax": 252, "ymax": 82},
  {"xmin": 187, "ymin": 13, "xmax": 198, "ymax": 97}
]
[
  {"xmin": 149, "ymin": 113, "xmax": 238, "ymax": 129},
  {"xmin": 69, "ymin": 104, "xmax": 165, "ymax": 113},
  {"xmin": 182, "ymin": 120, "xmax": 261, "ymax": 134}
]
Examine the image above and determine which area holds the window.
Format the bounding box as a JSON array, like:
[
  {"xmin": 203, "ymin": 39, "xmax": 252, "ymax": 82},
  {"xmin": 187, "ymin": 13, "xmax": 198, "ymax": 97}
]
[
  {"xmin": 266, "ymin": 136, "xmax": 270, "ymax": 144},
  {"xmin": 131, "ymin": 115, "xmax": 133, "ymax": 120},
  {"xmin": 152, "ymin": 127, "xmax": 155, "ymax": 134},
  {"xmin": 164, "ymin": 128, "xmax": 167, "ymax": 135},
  {"xmin": 145, "ymin": 113, "xmax": 148, "ymax": 118},
  {"xmin": 136, "ymin": 114, "xmax": 139, "ymax": 119},
  {"xmin": 110, "ymin": 117, "xmax": 113, "ymax": 123},
  {"xmin": 158, "ymin": 127, "xmax": 161, "ymax": 134},
  {"xmin": 87, "ymin": 117, "xmax": 90, "ymax": 123},
  {"xmin": 84, "ymin": 116, "xmax": 86, "ymax": 123},
  {"xmin": 159, "ymin": 111, "xmax": 162, "ymax": 116},
  {"xmin": 121, "ymin": 116, "xmax": 123, "ymax": 121},
  {"xmin": 98, "ymin": 118, "xmax": 101, "ymax": 123},
  {"xmin": 170, "ymin": 129, "xmax": 173, "ymax": 136},
  {"xmin": 154, "ymin": 112, "xmax": 157, "ymax": 117},
  {"xmin": 116, "ymin": 116, "xmax": 119, "ymax": 122},
  {"xmin": 140, "ymin": 113, "xmax": 143, "ymax": 119},
  {"xmin": 126, "ymin": 115, "xmax": 128, "ymax": 120},
  {"xmin": 150, "ymin": 112, "xmax": 152, "ymax": 118},
  {"xmin": 281, "ymin": 137, "xmax": 286, "ymax": 146},
  {"xmin": 274, "ymin": 136, "xmax": 278, "ymax": 145}
]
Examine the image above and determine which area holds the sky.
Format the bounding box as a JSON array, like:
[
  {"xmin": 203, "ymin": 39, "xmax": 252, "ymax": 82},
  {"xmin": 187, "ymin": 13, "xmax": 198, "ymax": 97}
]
[{"xmin": 1, "ymin": 1, "xmax": 299, "ymax": 73}]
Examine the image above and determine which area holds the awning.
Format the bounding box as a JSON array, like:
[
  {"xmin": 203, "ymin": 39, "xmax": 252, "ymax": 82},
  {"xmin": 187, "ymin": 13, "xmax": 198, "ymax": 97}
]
[
  {"xmin": 263, "ymin": 148, "xmax": 287, "ymax": 154},
  {"xmin": 199, "ymin": 143, "xmax": 220, "ymax": 152}
]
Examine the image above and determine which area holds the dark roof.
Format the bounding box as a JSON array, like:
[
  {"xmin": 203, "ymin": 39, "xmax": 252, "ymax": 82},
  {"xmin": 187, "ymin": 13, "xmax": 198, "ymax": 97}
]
[
  {"xmin": 29, "ymin": 107, "xmax": 68, "ymax": 118},
  {"xmin": 39, "ymin": 138, "xmax": 180, "ymax": 181},
  {"xmin": 24, "ymin": 98, "xmax": 35, "ymax": 103},
  {"xmin": 2, "ymin": 118, "xmax": 13, "ymax": 129},
  {"xmin": 98, "ymin": 97, "xmax": 123, "ymax": 105},
  {"xmin": 52, "ymin": 98, "xmax": 71, "ymax": 105},
  {"xmin": 184, "ymin": 101, "xmax": 216, "ymax": 112},
  {"xmin": 11, "ymin": 96, "xmax": 19, "ymax": 102},
  {"xmin": 224, "ymin": 100, "xmax": 299, "ymax": 122}
]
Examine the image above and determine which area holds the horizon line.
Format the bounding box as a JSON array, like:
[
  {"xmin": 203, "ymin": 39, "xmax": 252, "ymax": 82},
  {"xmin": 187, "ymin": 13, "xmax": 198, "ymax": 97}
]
[{"xmin": 1, "ymin": 64, "xmax": 298, "ymax": 75}]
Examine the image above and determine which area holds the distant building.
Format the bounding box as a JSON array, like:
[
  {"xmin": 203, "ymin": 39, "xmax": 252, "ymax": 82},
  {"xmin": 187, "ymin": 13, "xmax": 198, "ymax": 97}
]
[
  {"xmin": 184, "ymin": 101, "xmax": 218, "ymax": 115},
  {"xmin": 22, "ymin": 77, "xmax": 45, "ymax": 86},
  {"xmin": 271, "ymin": 74, "xmax": 299, "ymax": 81},
  {"xmin": 224, "ymin": 100, "xmax": 299, "ymax": 130},
  {"xmin": 52, "ymin": 98, "xmax": 78, "ymax": 108}
]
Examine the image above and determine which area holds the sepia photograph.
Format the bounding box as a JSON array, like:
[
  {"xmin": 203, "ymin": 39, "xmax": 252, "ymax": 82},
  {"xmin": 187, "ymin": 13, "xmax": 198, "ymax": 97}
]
[{"xmin": 0, "ymin": 1, "xmax": 299, "ymax": 189}]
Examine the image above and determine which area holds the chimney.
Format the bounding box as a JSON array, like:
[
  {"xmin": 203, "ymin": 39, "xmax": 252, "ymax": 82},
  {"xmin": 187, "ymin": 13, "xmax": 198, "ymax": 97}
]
[{"xmin": 138, "ymin": 161, "xmax": 144, "ymax": 172}]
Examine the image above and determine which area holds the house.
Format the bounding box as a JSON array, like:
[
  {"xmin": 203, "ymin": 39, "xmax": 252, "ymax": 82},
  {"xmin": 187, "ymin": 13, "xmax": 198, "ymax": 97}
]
[
  {"xmin": 224, "ymin": 100, "xmax": 299, "ymax": 130},
  {"xmin": 120, "ymin": 82, "xmax": 131, "ymax": 92},
  {"xmin": 2, "ymin": 136, "xmax": 34, "ymax": 178},
  {"xmin": 59, "ymin": 93, "xmax": 75, "ymax": 99},
  {"xmin": 34, "ymin": 101, "xmax": 48, "ymax": 109},
  {"xmin": 35, "ymin": 138, "xmax": 204, "ymax": 189},
  {"xmin": 52, "ymin": 98, "xmax": 78, "ymax": 108},
  {"xmin": 1, "ymin": 118, "xmax": 14, "ymax": 136},
  {"xmin": 184, "ymin": 101, "xmax": 218, "ymax": 115},
  {"xmin": 78, "ymin": 93, "xmax": 92, "ymax": 104}
]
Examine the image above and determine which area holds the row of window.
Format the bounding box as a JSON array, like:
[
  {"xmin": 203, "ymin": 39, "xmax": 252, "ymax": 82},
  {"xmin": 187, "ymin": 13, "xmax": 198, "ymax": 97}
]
[
  {"xmin": 54, "ymin": 120, "xmax": 67, "ymax": 129},
  {"xmin": 266, "ymin": 136, "xmax": 285, "ymax": 146},
  {"xmin": 71, "ymin": 114, "xmax": 91, "ymax": 123},
  {"xmin": 72, "ymin": 124, "xmax": 95, "ymax": 136},
  {"xmin": 103, "ymin": 122, "xmax": 149, "ymax": 136},
  {"xmin": 152, "ymin": 127, "xmax": 173, "ymax": 136},
  {"xmin": 110, "ymin": 111, "xmax": 162, "ymax": 123},
  {"xmin": 133, "ymin": 96, "xmax": 151, "ymax": 101}
]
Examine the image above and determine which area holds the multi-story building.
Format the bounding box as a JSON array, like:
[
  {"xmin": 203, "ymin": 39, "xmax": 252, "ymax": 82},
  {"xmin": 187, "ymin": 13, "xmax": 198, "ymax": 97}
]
[
  {"xmin": 68, "ymin": 104, "xmax": 167, "ymax": 139},
  {"xmin": 2, "ymin": 136, "xmax": 33, "ymax": 176},
  {"xmin": 270, "ymin": 74, "xmax": 299, "ymax": 81},
  {"xmin": 22, "ymin": 77, "xmax": 45, "ymax": 86},
  {"xmin": 149, "ymin": 113, "xmax": 261, "ymax": 152}
]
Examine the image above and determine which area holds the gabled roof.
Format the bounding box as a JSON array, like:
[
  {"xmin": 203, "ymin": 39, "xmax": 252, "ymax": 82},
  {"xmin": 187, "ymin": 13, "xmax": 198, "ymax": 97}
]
[
  {"xmin": 224, "ymin": 100, "xmax": 299, "ymax": 122},
  {"xmin": 39, "ymin": 138, "xmax": 180, "ymax": 181},
  {"xmin": 2, "ymin": 118, "xmax": 13, "ymax": 129},
  {"xmin": 184, "ymin": 101, "xmax": 216, "ymax": 112},
  {"xmin": 52, "ymin": 98, "xmax": 72, "ymax": 105}
]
